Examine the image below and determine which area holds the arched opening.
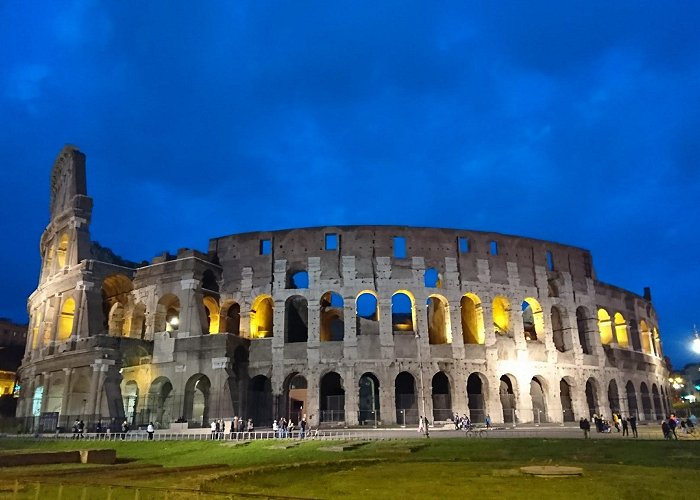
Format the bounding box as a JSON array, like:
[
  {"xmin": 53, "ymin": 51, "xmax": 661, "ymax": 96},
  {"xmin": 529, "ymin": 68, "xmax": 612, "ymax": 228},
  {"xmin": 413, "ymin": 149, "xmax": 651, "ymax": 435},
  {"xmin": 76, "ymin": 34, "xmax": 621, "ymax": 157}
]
[
  {"xmin": 626, "ymin": 381, "xmax": 638, "ymax": 417},
  {"xmin": 395, "ymin": 371, "xmax": 418, "ymax": 424},
  {"xmin": 129, "ymin": 303, "xmax": 146, "ymax": 339},
  {"xmin": 222, "ymin": 302, "xmax": 241, "ymax": 335},
  {"xmin": 392, "ymin": 291, "xmax": 414, "ymax": 333},
  {"xmin": 522, "ymin": 298, "xmax": 543, "ymax": 341},
  {"xmin": 493, "ymin": 296, "xmax": 510, "ymax": 335},
  {"xmin": 31, "ymin": 309, "xmax": 42, "ymax": 349},
  {"xmin": 43, "ymin": 245, "xmax": 54, "ymax": 277},
  {"xmin": 576, "ymin": 307, "xmax": 593, "ymax": 354},
  {"xmin": 320, "ymin": 292, "xmax": 344, "ymax": 341},
  {"xmin": 639, "ymin": 320, "xmax": 652, "ymax": 354},
  {"xmin": 56, "ymin": 233, "xmax": 69, "ymax": 268},
  {"xmin": 57, "ymin": 297, "xmax": 75, "ymax": 341},
  {"xmin": 431, "ymin": 372, "xmax": 452, "ymax": 421},
  {"xmin": 247, "ymin": 375, "xmax": 273, "ymax": 426},
  {"xmin": 287, "ymin": 270, "xmax": 309, "ymax": 289},
  {"xmin": 102, "ymin": 274, "xmax": 133, "ymax": 335},
  {"xmin": 285, "ymin": 295, "xmax": 308, "ymax": 343},
  {"xmin": 184, "ymin": 374, "xmax": 211, "ymax": 427},
  {"xmin": 65, "ymin": 373, "xmax": 90, "ymax": 416},
  {"xmin": 461, "ymin": 293, "xmax": 485, "ymax": 344},
  {"xmin": 640, "ymin": 382, "xmax": 653, "ymax": 420},
  {"xmin": 614, "ymin": 312, "xmax": 629, "ymax": 348},
  {"xmin": 148, "ymin": 377, "xmax": 173, "ymax": 427},
  {"xmin": 597, "ymin": 308, "xmax": 613, "ymax": 345},
  {"xmin": 123, "ymin": 380, "xmax": 139, "ymax": 425},
  {"xmin": 359, "ymin": 373, "xmax": 380, "ymax": 423},
  {"xmin": 45, "ymin": 375, "xmax": 63, "ymax": 414},
  {"xmin": 356, "ymin": 291, "xmax": 379, "ymax": 335},
  {"xmin": 530, "ymin": 377, "xmax": 547, "ymax": 423},
  {"xmin": 424, "ymin": 268, "xmax": 442, "ymax": 288},
  {"xmin": 499, "ymin": 375, "xmax": 516, "ymax": 423},
  {"xmin": 427, "ymin": 295, "xmax": 450, "ymax": 344},
  {"xmin": 551, "ymin": 306, "xmax": 567, "ymax": 352},
  {"xmin": 652, "ymin": 328, "xmax": 661, "ymax": 357},
  {"xmin": 155, "ymin": 294, "xmax": 180, "ymax": 333},
  {"xmin": 250, "ymin": 295, "xmax": 273, "ymax": 338},
  {"xmin": 108, "ymin": 302, "xmax": 125, "ymax": 337},
  {"xmin": 608, "ymin": 380, "xmax": 620, "ymax": 414},
  {"xmin": 560, "ymin": 378, "xmax": 575, "ymax": 422},
  {"xmin": 203, "ymin": 296, "xmax": 220, "ymax": 334},
  {"xmin": 651, "ymin": 384, "xmax": 663, "ymax": 420},
  {"xmin": 466, "ymin": 373, "xmax": 486, "ymax": 422},
  {"xmin": 320, "ymin": 372, "xmax": 345, "ymax": 422},
  {"xmin": 284, "ymin": 373, "xmax": 308, "ymax": 422},
  {"xmin": 585, "ymin": 378, "xmax": 599, "ymax": 418}
]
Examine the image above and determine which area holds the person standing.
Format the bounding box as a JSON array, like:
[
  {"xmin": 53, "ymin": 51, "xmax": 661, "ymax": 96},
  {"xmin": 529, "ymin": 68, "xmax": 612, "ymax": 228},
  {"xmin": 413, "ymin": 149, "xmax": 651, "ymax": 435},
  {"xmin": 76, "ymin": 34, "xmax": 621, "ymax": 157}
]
[
  {"xmin": 423, "ymin": 416, "xmax": 430, "ymax": 438},
  {"xmin": 580, "ymin": 417, "xmax": 590, "ymax": 439},
  {"xmin": 299, "ymin": 416, "xmax": 306, "ymax": 439},
  {"xmin": 485, "ymin": 414, "xmax": 492, "ymax": 430},
  {"xmin": 121, "ymin": 420, "xmax": 129, "ymax": 440},
  {"xmin": 622, "ymin": 416, "xmax": 629, "ymax": 436},
  {"xmin": 147, "ymin": 422, "xmax": 155, "ymax": 441},
  {"xmin": 629, "ymin": 415, "xmax": 638, "ymax": 438},
  {"xmin": 668, "ymin": 415, "xmax": 679, "ymax": 440}
]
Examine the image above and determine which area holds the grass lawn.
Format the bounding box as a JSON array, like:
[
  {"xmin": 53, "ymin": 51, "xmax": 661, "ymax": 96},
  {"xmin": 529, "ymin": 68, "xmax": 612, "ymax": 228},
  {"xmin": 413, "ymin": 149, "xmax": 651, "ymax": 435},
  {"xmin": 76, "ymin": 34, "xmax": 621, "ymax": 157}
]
[{"xmin": 0, "ymin": 437, "xmax": 698, "ymax": 499}]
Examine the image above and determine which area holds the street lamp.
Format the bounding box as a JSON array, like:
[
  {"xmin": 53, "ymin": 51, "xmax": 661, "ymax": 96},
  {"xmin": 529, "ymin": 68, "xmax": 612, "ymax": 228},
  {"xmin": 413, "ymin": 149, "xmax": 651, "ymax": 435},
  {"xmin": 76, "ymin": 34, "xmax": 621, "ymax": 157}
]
[{"xmin": 692, "ymin": 326, "xmax": 700, "ymax": 355}]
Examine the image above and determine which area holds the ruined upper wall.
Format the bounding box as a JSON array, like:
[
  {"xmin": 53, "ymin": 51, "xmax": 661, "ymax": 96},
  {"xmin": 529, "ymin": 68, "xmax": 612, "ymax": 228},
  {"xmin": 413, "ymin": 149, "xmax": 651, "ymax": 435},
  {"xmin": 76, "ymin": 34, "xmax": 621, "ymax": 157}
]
[{"xmin": 209, "ymin": 225, "xmax": 596, "ymax": 293}]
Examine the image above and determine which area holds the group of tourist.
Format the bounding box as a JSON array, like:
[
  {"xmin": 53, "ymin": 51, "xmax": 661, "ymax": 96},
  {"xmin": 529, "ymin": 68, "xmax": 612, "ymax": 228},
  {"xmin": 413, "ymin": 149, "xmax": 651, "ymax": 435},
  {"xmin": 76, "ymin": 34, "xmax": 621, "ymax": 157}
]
[
  {"xmin": 661, "ymin": 413, "xmax": 695, "ymax": 440},
  {"xmin": 210, "ymin": 417, "xmax": 254, "ymax": 439},
  {"xmin": 451, "ymin": 413, "xmax": 492, "ymax": 431},
  {"xmin": 272, "ymin": 415, "xmax": 309, "ymax": 438},
  {"xmin": 579, "ymin": 414, "xmax": 639, "ymax": 438}
]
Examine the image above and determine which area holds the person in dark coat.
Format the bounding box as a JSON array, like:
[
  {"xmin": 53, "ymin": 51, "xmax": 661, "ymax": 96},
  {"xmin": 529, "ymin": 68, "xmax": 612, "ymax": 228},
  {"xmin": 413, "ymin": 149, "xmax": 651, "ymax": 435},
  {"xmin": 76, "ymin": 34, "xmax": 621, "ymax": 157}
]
[{"xmin": 580, "ymin": 417, "xmax": 591, "ymax": 439}]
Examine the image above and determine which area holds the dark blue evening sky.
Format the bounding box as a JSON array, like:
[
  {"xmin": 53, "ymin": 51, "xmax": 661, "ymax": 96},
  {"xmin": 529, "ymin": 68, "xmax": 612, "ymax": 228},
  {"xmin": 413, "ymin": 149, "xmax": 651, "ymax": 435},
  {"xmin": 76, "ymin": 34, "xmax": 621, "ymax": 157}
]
[{"xmin": 1, "ymin": 1, "xmax": 699, "ymax": 367}]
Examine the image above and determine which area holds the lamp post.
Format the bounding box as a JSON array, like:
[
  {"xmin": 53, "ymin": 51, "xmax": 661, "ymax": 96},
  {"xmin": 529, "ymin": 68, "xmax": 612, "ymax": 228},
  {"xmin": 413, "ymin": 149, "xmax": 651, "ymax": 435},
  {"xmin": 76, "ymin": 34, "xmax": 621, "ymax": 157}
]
[
  {"xmin": 692, "ymin": 326, "xmax": 700, "ymax": 355},
  {"xmin": 416, "ymin": 329, "xmax": 427, "ymax": 434}
]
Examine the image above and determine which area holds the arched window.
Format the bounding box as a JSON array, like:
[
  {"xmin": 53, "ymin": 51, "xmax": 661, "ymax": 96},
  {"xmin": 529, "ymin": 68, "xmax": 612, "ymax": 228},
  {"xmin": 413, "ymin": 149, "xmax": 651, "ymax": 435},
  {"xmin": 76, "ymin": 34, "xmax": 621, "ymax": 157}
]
[
  {"xmin": 285, "ymin": 296, "xmax": 308, "ymax": 343},
  {"xmin": 250, "ymin": 295, "xmax": 273, "ymax": 338},
  {"xmin": 461, "ymin": 293, "xmax": 484, "ymax": 345},
  {"xmin": 492, "ymin": 296, "xmax": 510, "ymax": 335},
  {"xmin": 223, "ymin": 301, "xmax": 241, "ymax": 335},
  {"xmin": 57, "ymin": 297, "xmax": 75, "ymax": 340},
  {"xmin": 155, "ymin": 294, "xmax": 180, "ymax": 333},
  {"xmin": 320, "ymin": 292, "xmax": 344, "ymax": 341},
  {"xmin": 576, "ymin": 307, "xmax": 593, "ymax": 354},
  {"xmin": 522, "ymin": 298, "xmax": 543, "ymax": 341},
  {"xmin": 597, "ymin": 308, "xmax": 613, "ymax": 345},
  {"xmin": 426, "ymin": 295, "xmax": 450, "ymax": 344},
  {"xmin": 614, "ymin": 313, "xmax": 629, "ymax": 347},
  {"xmin": 639, "ymin": 320, "xmax": 652, "ymax": 354},
  {"xmin": 356, "ymin": 291, "xmax": 379, "ymax": 335},
  {"xmin": 56, "ymin": 233, "xmax": 69, "ymax": 268},
  {"xmin": 392, "ymin": 291, "xmax": 414, "ymax": 333},
  {"xmin": 203, "ymin": 296, "xmax": 220, "ymax": 334}
]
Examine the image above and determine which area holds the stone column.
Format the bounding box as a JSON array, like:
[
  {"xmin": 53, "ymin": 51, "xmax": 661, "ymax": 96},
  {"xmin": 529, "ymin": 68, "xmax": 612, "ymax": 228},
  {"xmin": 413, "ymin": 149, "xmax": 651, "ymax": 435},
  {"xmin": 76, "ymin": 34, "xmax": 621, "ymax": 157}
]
[
  {"xmin": 380, "ymin": 377, "xmax": 397, "ymax": 425},
  {"xmin": 343, "ymin": 367, "xmax": 358, "ymax": 426},
  {"xmin": 39, "ymin": 372, "xmax": 51, "ymax": 413},
  {"xmin": 59, "ymin": 368, "xmax": 73, "ymax": 417},
  {"xmin": 307, "ymin": 301, "xmax": 320, "ymax": 365},
  {"xmin": 178, "ymin": 279, "xmax": 200, "ymax": 337},
  {"xmin": 449, "ymin": 306, "xmax": 465, "ymax": 359},
  {"xmin": 306, "ymin": 374, "xmax": 320, "ymax": 427},
  {"xmin": 517, "ymin": 378, "xmax": 534, "ymax": 424},
  {"xmin": 378, "ymin": 297, "xmax": 395, "ymax": 358}
]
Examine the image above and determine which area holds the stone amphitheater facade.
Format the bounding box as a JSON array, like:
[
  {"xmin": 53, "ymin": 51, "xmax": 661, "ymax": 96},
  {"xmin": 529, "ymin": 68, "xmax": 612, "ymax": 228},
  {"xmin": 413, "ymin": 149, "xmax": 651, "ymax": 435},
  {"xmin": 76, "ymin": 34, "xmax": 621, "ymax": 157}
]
[{"xmin": 16, "ymin": 146, "xmax": 671, "ymax": 430}]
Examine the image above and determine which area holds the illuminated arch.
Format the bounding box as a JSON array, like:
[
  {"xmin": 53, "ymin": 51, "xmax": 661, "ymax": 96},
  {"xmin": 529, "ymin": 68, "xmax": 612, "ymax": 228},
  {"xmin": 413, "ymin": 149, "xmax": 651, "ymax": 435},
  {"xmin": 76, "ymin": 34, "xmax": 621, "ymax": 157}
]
[
  {"xmin": 155, "ymin": 294, "xmax": 180, "ymax": 333},
  {"xmin": 597, "ymin": 308, "xmax": 613, "ymax": 345},
  {"xmin": 356, "ymin": 290, "xmax": 379, "ymax": 335},
  {"xmin": 427, "ymin": 294, "xmax": 451, "ymax": 344},
  {"xmin": 57, "ymin": 297, "xmax": 75, "ymax": 341},
  {"xmin": 461, "ymin": 293, "xmax": 484, "ymax": 345},
  {"xmin": 56, "ymin": 233, "xmax": 69, "ymax": 268},
  {"xmin": 250, "ymin": 295, "xmax": 273, "ymax": 338},
  {"xmin": 392, "ymin": 290, "xmax": 415, "ymax": 333},
  {"xmin": 522, "ymin": 297, "xmax": 543, "ymax": 341},
  {"xmin": 492, "ymin": 296, "xmax": 510, "ymax": 335},
  {"xmin": 203, "ymin": 296, "xmax": 220, "ymax": 334},
  {"xmin": 613, "ymin": 312, "xmax": 629, "ymax": 348},
  {"xmin": 639, "ymin": 320, "xmax": 652, "ymax": 354},
  {"xmin": 652, "ymin": 328, "xmax": 661, "ymax": 357}
]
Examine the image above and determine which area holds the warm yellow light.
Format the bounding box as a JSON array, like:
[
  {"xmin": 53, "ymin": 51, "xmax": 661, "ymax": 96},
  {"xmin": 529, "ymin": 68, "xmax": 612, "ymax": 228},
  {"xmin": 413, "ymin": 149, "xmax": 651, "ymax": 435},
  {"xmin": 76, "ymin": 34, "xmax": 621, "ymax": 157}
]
[
  {"xmin": 597, "ymin": 309, "xmax": 613, "ymax": 345},
  {"xmin": 57, "ymin": 297, "xmax": 75, "ymax": 341},
  {"xmin": 493, "ymin": 296, "xmax": 510, "ymax": 335}
]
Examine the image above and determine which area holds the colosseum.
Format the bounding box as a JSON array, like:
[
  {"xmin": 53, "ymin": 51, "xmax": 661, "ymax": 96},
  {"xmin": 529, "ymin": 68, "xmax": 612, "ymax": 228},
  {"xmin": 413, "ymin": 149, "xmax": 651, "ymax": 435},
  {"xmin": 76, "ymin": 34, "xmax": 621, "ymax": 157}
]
[{"xmin": 17, "ymin": 145, "xmax": 671, "ymax": 431}]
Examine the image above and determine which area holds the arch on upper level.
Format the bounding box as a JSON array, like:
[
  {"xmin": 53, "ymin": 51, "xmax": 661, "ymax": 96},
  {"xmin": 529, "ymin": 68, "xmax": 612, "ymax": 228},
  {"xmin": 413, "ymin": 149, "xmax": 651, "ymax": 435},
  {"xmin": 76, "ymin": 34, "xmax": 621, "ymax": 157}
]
[
  {"xmin": 392, "ymin": 290, "xmax": 415, "ymax": 333},
  {"xmin": 461, "ymin": 293, "xmax": 485, "ymax": 345}
]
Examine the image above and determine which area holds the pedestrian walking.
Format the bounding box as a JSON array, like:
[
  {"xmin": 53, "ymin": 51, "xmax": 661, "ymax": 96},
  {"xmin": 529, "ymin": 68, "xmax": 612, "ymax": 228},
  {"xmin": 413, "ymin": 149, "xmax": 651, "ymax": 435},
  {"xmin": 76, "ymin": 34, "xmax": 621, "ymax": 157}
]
[
  {"xmin": 629, "ymin": 415, "xmax": 638, "ymax": 438},
  {"xmin": 147, "ymin": 422, "xmax": 155, "ymax": 441},
  {"xmin": 485, "ymin": 414, "xmax": 492, "ymax": 429},
  {"xmin": 580, "ymin": 417, "xmax": 590, "ymax": 439}
]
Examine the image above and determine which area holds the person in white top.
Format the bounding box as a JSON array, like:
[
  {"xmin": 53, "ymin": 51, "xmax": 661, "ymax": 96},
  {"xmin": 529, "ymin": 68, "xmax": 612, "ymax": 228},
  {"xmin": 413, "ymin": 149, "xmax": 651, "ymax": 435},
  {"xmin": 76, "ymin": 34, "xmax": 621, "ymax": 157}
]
[{"xmin": 147, "ymin": 422, "xmax": 155, "ymax": 441}]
